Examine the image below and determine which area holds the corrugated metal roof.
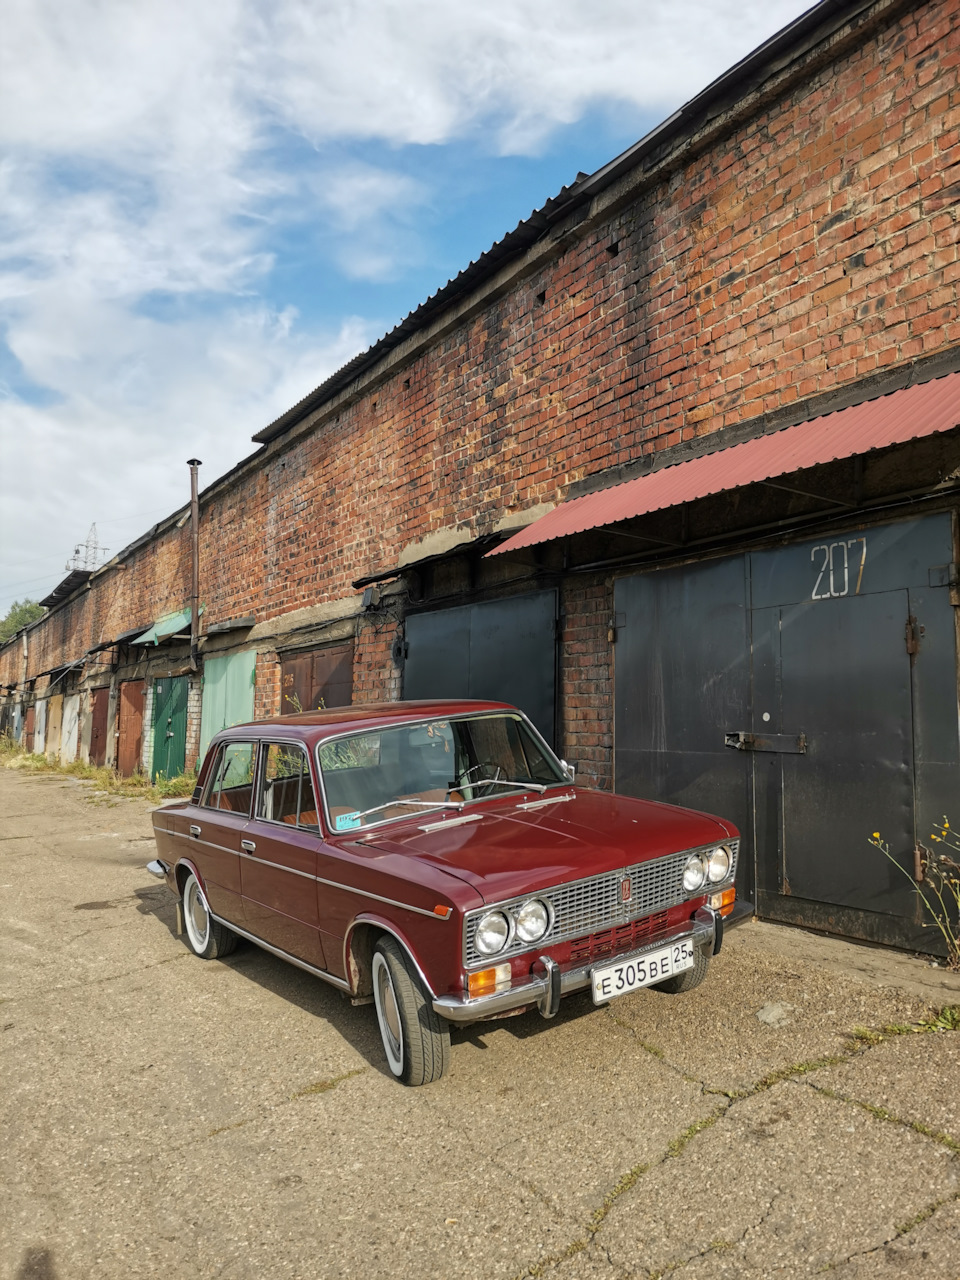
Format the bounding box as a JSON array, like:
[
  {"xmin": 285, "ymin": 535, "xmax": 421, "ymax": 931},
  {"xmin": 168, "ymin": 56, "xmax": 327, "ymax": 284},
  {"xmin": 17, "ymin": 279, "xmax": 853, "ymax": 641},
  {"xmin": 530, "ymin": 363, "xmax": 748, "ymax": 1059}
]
[
  {"xmin": 39, "ymin": 569, "xmax": 91, "ymax": 609},
  {"xmin": 131, "ymin": 608, "xmax": 193, "ymax": 646},
  {"xmin": 487, "ymin": 371, "xmax": 960, "ymax": 557}
]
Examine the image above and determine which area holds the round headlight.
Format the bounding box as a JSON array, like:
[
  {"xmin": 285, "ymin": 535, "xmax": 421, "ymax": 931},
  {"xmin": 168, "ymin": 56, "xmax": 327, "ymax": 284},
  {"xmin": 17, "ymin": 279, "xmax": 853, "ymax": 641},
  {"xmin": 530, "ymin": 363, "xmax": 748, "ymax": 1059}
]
[
  {"xmin": 707, "ymin": 846, "xmax": 731, "ymax": 883},
  {"xmin": 475, "ymin": 910, "xmax": 511, "ymax": 955},
  {"xmin": 682, "ymin": 854, "xmax": 707, "ymax": 893},
  {"xmin": 515, "ymin": 898, "xmax": 550, "ymax": 943}
]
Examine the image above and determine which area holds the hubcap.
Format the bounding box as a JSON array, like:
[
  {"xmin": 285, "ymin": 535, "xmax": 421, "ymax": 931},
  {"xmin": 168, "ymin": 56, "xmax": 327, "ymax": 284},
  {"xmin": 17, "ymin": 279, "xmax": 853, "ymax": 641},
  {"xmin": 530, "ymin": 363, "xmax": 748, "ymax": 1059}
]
[
  {"xmin": 185, "ymin": 880, "xmax": 210, "ymax": 950},
  {"xmin": 374, "ymin": 954, "xmax": 403, "ymax": 1073}
]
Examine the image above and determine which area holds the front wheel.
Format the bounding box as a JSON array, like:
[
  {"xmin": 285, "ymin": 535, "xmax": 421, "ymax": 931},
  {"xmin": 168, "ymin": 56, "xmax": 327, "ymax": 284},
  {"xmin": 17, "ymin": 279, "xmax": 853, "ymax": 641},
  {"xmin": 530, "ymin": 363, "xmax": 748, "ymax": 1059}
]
[
  {"xmin": 181, "ymin": 872, "xmax": 238, "ymax": 959},
  {"xmin": 372, "ymin": 937, "xmax": 450, "ymax": 1085}
]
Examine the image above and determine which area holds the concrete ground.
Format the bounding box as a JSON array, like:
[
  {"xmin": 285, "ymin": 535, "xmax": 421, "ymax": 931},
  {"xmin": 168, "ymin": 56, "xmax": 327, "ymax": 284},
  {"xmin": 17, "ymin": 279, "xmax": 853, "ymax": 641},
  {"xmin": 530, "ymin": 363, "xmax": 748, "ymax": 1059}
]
[{"xmin": 2, "ymin": 766, "xmax": 959, "ymax": 1280}]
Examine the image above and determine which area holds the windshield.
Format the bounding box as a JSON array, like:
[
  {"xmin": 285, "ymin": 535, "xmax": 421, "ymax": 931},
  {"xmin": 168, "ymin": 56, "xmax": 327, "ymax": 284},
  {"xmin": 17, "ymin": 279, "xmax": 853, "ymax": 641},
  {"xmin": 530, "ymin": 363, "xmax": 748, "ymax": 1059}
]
[{"xmin": 317, "ymin": 713, "xmax": 566, "ymax": 832}]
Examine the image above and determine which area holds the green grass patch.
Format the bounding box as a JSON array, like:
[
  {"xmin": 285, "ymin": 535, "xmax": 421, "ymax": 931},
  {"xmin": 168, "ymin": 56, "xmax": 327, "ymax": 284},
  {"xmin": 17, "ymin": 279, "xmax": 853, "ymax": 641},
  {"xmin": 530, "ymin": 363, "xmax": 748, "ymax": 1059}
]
[{"xmin": 1, "ymin": 734, "xmax": 195, "ymax": 804}]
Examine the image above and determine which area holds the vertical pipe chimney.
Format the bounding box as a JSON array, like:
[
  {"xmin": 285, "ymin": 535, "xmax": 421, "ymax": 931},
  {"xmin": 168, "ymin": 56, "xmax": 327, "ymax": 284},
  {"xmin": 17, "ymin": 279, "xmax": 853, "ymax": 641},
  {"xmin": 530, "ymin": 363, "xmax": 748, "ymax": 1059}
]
[{"xmin": 187, "ymin": 459, "xmax": 201, "ymax": 671}]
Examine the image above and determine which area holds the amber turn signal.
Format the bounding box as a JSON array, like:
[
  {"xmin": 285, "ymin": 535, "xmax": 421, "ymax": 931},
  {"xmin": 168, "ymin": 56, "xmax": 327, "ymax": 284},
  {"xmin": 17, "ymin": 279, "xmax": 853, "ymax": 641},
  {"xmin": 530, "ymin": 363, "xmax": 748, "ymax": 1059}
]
[
  {"xmin": 708, "ymin": 886, "xmax": 737, "ymax": 916},
  {"xmin": 467, "ymin": 964, "xmax": 511, "ymax": 998}
]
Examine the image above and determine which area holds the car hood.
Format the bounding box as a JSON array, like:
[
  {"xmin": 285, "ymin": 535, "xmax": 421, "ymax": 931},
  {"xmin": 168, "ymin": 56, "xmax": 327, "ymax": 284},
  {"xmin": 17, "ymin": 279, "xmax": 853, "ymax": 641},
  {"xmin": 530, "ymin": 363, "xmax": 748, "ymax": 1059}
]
[{"xmin": 353, "ymin": 788, "xmax": 734, "ymax": 904}]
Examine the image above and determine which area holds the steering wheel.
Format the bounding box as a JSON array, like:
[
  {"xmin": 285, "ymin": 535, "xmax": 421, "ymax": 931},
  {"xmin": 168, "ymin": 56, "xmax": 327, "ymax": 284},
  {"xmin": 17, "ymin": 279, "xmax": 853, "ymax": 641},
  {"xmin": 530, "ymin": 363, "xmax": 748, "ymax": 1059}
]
[{"xmin": 456, "ymin": 760, "xmax": 504, "ymax": 791}]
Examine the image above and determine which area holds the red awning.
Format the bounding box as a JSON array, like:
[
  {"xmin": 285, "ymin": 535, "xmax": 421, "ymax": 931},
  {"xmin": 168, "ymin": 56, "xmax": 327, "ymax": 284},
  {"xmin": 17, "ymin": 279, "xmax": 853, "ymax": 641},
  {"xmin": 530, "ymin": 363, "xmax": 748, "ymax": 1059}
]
[{"xmin": 487, "ymin": 372, "xmax": 960, "ymax": 557}]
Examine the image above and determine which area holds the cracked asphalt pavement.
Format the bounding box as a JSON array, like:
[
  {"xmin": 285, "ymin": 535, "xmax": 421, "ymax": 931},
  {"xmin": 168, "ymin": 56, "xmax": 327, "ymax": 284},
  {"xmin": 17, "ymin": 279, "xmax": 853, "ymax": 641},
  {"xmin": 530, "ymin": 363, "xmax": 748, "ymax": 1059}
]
[{"xmin": 2, "ymin": 766, "xmax": 960, "ymax": 1280}]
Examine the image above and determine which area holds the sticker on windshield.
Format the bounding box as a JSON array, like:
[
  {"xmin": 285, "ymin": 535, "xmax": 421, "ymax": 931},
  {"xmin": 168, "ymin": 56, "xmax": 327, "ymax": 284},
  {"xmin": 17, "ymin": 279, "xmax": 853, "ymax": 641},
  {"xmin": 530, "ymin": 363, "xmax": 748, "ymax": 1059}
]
[{"xmin": 335, "ymin": 811, "xmax": 362, "ymax": 830}]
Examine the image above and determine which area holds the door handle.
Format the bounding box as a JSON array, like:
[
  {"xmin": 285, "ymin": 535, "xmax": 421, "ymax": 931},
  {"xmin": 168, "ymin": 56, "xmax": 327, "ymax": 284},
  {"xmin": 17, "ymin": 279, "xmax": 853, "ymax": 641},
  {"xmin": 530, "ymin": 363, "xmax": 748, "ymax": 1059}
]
[
  {"xmin": 189, "ymin": 824, "xmax": 201, "ymax": 837},
  {"xmin": 240, "ymin": 840, "xmax": 256, "ymax": 853},
  {"xmin": 724, "ymin": 730, "xmax": 806, "ymax": 754}
]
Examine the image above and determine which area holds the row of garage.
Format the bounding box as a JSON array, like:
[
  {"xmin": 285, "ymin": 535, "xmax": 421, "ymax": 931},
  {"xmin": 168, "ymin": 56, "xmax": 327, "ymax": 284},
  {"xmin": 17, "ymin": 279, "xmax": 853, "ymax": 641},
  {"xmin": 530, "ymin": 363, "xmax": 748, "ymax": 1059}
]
[{"xmin": 9, "ymin": 504, "xmax": 952, "ymax": 955}]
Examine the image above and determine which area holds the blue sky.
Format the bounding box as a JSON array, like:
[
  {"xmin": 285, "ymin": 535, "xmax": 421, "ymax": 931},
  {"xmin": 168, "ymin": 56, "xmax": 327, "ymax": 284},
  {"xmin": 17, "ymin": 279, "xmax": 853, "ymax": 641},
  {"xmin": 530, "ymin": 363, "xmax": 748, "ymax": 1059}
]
[{"xmin": 0, "ymin": 0, "xmax": 814, "ymax": 617}]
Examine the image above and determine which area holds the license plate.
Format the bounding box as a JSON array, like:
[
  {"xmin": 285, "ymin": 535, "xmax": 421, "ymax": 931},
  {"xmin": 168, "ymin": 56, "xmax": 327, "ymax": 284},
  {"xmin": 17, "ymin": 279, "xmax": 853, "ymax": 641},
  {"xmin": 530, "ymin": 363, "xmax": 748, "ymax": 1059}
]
[{"xmin": 591, "ymin": 938, "xmax": 695, "ymax": 1003}]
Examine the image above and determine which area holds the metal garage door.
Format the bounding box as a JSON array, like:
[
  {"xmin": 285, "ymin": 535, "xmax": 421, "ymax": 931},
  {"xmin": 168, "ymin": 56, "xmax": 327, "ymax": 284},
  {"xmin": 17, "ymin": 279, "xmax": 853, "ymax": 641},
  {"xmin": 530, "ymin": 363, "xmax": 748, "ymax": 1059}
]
[
  {"xmin": 199, "ymin": 649, "xmax": 257, "ymax": 761},
  {"xmin": 614, "ymin": 513, "xmax": 959, "ymax": 948},
  {"xmin": 280, "ymin": 641, "xmax": 353, "ymax": 716},
  {"xmin": 403, "ymin": 591, "xmax": 558, "ymax": 747}
]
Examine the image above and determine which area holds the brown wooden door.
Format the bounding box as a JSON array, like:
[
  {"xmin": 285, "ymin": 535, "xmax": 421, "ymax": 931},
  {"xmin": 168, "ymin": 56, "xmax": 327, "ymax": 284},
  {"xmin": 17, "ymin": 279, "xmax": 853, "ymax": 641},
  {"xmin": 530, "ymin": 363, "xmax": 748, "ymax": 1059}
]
[
  {"xmin": 89, "ymin": 688, "xmax": 110, "ymax": 766},
  {"xmin": 24, "ymin": 705, "xmax": 35, "ymax": 753},
  {"xmin": 117, "ymin": 680, "xmax": 145, "ymax": 775}
]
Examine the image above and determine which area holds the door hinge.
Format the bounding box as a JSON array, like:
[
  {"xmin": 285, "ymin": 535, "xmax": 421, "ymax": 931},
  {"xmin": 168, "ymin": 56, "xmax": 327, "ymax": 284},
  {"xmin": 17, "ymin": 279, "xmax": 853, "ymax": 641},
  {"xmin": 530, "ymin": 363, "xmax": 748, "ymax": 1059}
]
[{"xmin": 928, "ymin": 563, "xmax": 958, "ymax": 589}]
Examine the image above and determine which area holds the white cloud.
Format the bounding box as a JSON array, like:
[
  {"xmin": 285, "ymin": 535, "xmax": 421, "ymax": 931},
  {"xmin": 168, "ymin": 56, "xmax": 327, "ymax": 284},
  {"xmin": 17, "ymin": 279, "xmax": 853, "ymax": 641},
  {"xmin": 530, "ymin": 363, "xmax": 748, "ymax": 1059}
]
[{"xmin": 0, "ymin": 0, "xmax": 815, "ymax": 608}]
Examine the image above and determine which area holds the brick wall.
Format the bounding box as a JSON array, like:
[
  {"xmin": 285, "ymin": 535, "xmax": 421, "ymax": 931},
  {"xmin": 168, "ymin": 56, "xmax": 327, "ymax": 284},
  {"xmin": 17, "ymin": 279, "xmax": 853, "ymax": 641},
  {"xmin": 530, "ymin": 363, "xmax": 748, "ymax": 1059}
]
[
  {"xmin": 3, "ymin": 0, "xmax": 958, "ymax": 783},
  {"xmin": 560, "ymin": 578, "xmax": 614, "ymax": 790}
]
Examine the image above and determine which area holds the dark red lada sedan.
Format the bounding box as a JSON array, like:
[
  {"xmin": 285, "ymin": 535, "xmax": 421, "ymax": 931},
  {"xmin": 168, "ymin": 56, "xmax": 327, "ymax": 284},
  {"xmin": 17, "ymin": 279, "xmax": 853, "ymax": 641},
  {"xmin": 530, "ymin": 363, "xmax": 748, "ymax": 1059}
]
[{"xmin": 148, "ymin": 701, "xmax": 740, "ymax": 1085}]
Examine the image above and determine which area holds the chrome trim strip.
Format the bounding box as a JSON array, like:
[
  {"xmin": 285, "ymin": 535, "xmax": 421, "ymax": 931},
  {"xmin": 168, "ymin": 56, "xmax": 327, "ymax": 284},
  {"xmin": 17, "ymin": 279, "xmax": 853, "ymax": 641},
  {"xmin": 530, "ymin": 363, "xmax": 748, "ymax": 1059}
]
[
  {"xmin": 154, "ymin": 827, "xmax": 247, "ymax": 861},
  {"xmin": 157, "ymin": 827, "xmax": 451, "ymax": 920},
  {"xmin": 433, "ymin": 917, "xmax": 714, "ymax": 1023},
  {"xmin": 418, "ymin": 813, "xmax": 484, "ymax": 833},
  {"xmin": 514, "ymin": 792, "xmax": 575, "ymax": 811},
  {"xmin": 208, "ymin": 911, "xmax": 351, "ymax": 992},
  {"xmin": 238, "ymin": 848, "xmax": 316, "ymax": 881},
  {"xmin": 314, "ymin": 874, "xmax": 452, "ymax": 921}
]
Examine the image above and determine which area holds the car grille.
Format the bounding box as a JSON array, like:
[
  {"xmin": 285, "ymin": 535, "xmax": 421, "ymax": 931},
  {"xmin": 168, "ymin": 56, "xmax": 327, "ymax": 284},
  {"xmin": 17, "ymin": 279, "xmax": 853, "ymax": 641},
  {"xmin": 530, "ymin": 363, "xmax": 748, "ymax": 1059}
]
[
  {"xmin": 568, "ymin": 911, "xmax": 670, "ymax": 964},
  {"xmin": 463, "ymin": 841, "xmax": 737, "ymax": 968}
]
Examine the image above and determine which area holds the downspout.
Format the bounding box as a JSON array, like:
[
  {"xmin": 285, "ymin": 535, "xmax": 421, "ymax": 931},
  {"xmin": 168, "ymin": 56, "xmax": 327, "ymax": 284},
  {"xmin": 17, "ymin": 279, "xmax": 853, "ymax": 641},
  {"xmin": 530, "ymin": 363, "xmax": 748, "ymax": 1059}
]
[{"xmin": 187, "ymin": 459, "xmax": 201, "ymax": 672}]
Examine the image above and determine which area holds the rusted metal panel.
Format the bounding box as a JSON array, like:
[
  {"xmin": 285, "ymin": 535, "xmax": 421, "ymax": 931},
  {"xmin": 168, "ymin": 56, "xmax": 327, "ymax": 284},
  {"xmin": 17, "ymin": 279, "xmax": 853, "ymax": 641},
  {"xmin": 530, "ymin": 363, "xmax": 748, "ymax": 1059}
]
[
  {"xmin": 24, "ymin": 705, "xmax": 35, "ymax": 753},
  {"xmin": 117, "ymin": 680, "xmax": 145, "ymax": 776},
  {"xmin": 45, "ymin": 695, "xmax": 63, "ymax": 761},
  {"xmin": 280, "ymin": 641, "xmax": 354, "ymax": 715},
  {"xmin": 89, "ymin": 688, "xmax": 109, "ymax": 767},
  {"xmin": 489, "ymin": 372, "xmax": 960, "ymax": 556}
]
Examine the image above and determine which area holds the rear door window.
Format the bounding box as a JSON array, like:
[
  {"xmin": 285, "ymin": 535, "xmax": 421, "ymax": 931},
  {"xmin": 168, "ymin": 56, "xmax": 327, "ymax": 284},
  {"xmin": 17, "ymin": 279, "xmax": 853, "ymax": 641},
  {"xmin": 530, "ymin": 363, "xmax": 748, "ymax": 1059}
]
[{"xmin": 202, "ymin": 742, "xmax": 256, "ymax": 815}]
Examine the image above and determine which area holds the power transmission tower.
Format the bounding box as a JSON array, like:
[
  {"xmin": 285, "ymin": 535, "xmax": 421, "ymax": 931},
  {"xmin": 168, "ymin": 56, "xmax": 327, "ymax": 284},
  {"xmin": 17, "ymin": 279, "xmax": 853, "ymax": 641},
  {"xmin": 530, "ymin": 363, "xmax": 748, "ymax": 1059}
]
[{"xmin": 66, "ymin": 524, "xmax": 108, "ymax": 572}]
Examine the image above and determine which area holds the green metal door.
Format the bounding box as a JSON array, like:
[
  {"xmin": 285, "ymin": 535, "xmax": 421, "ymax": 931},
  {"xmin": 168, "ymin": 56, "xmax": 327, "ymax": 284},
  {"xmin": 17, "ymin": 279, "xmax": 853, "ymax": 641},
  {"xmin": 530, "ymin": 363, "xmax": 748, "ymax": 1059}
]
[
  {"xmin": 198, "ymin": 650, "xmax": 256, "ymax": 764},
  {"xmin": 152, "ymin": 676, "xmax": 188, "ymax": 781}
]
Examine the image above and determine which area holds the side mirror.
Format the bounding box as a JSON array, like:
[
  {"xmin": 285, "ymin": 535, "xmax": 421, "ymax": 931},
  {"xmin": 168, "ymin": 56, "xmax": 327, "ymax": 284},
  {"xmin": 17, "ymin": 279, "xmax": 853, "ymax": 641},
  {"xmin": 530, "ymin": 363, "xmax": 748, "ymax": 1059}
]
[{"xmin": 560, "ymin": 759, "xmax": 576, "ymax": 782}]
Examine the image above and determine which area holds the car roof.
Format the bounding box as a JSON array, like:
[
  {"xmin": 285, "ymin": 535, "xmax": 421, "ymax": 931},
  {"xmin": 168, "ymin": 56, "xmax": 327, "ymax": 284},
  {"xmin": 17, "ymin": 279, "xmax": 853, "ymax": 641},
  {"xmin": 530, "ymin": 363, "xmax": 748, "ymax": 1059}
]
[{"xmin": 211, "ymin": 699, "xmax": 520, "ymax": 747}]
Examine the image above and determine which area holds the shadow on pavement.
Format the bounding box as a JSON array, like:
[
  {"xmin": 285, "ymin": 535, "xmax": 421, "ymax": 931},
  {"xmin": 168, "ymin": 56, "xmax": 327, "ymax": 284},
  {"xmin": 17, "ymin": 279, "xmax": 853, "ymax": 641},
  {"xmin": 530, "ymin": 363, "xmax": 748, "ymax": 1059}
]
[{"xmin": 131, "ymin": 882, "xmax": 604, "ymax": 1074}]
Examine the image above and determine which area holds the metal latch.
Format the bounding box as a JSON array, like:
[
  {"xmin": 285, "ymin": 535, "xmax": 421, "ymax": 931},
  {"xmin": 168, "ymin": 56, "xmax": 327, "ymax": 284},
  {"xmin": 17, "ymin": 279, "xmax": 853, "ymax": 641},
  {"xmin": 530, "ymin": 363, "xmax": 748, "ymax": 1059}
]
[
  {"xmin": 905, "ymin": 615, "xmax": 924, "ymax": 656},
  {"xmin": 724, "ymin": 731, "xmax": 806, "ymax": 754}
]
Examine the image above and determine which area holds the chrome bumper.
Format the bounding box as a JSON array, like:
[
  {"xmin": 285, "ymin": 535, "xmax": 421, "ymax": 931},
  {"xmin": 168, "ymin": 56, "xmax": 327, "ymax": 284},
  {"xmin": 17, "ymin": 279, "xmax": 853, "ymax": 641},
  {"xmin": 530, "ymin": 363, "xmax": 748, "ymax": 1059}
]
[
  {"xmin": 146, "ymin": 859, "xmax": 170, "ymax": 880},
  {"xmin": 433, "ymin": 907, "xmax": 720, "ymax": 1025}
]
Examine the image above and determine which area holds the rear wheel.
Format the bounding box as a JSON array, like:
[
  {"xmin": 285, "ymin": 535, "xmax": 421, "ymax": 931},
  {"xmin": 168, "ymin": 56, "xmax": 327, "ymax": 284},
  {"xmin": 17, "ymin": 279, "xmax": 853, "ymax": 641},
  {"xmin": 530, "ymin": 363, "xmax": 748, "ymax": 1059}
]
[
  {"xmin": 181, "ymin": 872, "xmax": 238, "ymax": 960},
  {"xmin": 652, "ymin": 946, "xmax": 709, "ymax": 994},
  {"xmin": 372, "ymin": 937, "xmax": 450, "ymax": 1085}
]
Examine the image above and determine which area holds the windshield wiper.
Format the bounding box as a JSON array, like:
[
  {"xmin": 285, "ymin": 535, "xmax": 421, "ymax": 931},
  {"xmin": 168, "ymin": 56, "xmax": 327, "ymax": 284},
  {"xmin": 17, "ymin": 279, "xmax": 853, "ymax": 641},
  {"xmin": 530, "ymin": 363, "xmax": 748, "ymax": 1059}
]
[
  {"xmin": 475, "ymin": 779, "xmax": 548, "ymax": 794},
  {"xmin": 345, "ymin": 798, "xmax": 466, "ymax": 824}
]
